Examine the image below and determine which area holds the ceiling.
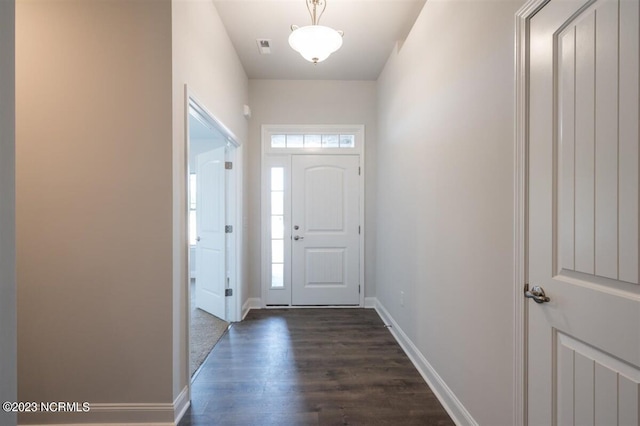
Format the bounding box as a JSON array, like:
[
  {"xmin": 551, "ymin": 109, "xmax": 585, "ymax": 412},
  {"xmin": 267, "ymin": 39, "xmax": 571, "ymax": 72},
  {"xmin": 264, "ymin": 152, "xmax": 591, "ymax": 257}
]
[{"xmin": 212, "ymin": 0, "xmax": 427, "ymax": 80}]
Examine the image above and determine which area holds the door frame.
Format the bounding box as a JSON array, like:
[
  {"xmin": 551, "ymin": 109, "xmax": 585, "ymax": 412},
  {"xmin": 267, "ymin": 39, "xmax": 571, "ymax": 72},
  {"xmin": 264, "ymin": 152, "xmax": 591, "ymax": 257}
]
[
  {"xmin": 260, "ymin": 124, "xmax": 365, "ymax": 308},
  {"xmin": 514, "ymin": 1, "xmax": 554, "ymax": 425},
  {"xmin": 186, "ymin": 88, "xmax": 242, "ymax": 322},
  {"xmin": 184, "ymin": 87, "xmax": 243, "ymax": 382}
]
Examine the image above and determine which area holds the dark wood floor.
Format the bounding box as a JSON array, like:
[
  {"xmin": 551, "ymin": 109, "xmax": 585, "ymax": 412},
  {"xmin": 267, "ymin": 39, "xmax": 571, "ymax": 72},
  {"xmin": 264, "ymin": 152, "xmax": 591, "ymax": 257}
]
[{"xmin": 179, "ymin": 309, "xmax": 454, "ymax": 426}]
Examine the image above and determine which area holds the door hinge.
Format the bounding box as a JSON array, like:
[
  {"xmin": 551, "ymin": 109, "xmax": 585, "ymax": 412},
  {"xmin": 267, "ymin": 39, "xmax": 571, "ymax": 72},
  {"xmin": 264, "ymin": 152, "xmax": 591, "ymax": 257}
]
[
  {"xmin": 225, "ymin": 288, "xmax": 233, "ymax": 297},
  {"xmin": 225, "ymin": 225, "xmax": 233, "ymax": 233},
  {"xmin": 225, "ymin": 161, "xmax": 233, "ymax": 170},
  {"xmin": 359, "ymin": 225, "xmax": 361, "ymax": 235},
  {"xmin": 358, "ymin": 167, "xmax": 361, "ymax": 176},
  {"xmin": 359, "ymin": 285, "xmax": 361, "ymax": 294}
]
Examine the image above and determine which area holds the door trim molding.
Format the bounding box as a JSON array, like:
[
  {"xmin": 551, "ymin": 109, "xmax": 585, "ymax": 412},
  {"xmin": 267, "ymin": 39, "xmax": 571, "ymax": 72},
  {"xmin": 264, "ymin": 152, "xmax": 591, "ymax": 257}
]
[{"xmin": 515, "ymin": 2, "xmax": 550, "ymax": 425}]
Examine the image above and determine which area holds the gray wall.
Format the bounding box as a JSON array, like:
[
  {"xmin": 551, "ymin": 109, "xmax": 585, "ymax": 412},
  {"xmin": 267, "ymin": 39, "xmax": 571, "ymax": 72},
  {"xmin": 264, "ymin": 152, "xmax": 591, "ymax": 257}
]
[
  {"xmin": 247, "ymin": 80, "xmax": 378, "ymax": 300},
  {"xmin": 376, "ymin": 1, "xmax": 523, "ymax": 424},
  {"xmin": 17, "ymin": 1, "xmax": 174, "ymax": 423},
  {"xmin": 0, "ymin": 1, "xmax": 16, "ymax": 425},
  {"xmin": 15, "ymin": 1, "xmax": 249, "ymax": 420}
]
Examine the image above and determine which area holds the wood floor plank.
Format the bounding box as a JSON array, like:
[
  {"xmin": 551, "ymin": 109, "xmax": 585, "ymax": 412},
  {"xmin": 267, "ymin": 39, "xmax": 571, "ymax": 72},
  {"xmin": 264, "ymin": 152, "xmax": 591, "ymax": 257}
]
[{"xmin": 179, "ymin": 309, "xmax": 454, "ymax": 426}]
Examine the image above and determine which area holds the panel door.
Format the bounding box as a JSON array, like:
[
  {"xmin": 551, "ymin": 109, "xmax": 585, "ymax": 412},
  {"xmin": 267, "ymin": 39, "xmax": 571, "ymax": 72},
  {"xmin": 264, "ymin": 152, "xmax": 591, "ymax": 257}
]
[
  {"xmin": 291, "ymin": 155, "xmax": 360, "ymax": 305},
  {"xmin": 195, "ymin": 146, "xmax": 226, "ymax": 319},
  {"xmin": 528, "ymin": 1, "xmax": 639, "ymax": 424}
]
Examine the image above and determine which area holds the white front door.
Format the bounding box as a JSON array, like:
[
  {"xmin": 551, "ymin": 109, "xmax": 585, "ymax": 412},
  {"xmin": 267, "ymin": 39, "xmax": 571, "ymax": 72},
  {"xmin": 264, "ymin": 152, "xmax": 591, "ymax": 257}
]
[
  {"xmin": 527, "ymin": 0, "xmax": 639, "ymax": 424},
  {"xmin": 195, "ymin": 146, "xmax": 226, "ymax": 319},
  {"xmin": 291, "ymin": 155, "xmax": 360, "ymax": 305}
]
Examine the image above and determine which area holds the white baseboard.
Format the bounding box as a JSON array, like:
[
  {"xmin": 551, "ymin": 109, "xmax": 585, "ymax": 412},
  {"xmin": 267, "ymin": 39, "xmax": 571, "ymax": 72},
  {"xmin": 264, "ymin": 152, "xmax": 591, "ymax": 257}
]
[
  {"xmin": 243, "ymin": 298, "xmax": 375, "ymax": 313},
  {"xmin": 173, "ymin": 385, "xmax": 190, "ymax": 424},
  {"xmin": 374, "ymin": 301, "xmax": 478, "ymax": 426},
  {"xmin": 20, "ymin": 403, "xmax": 176, "ymax": 426},
  {"xmin": 242, "ymin": 297, "xmax": 262, "ymax": 319},
  {"xmin": 21, "ymin": 387, "xmax": 189, "ymax": 426},
  {"xmin": 23, "ymin": 424, "xmax": 173, "ymax": 426},
  {"xmin": 82, "ymin": 402, "xmax": 174, "ymax": 425}
]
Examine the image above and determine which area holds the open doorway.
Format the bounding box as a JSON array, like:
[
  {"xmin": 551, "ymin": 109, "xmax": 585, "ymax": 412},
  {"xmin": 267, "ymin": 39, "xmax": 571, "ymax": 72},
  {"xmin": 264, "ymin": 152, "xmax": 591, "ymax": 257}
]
[{"xmin": 187, "ymin": 94, "xmax": 239, "ymax": 376}]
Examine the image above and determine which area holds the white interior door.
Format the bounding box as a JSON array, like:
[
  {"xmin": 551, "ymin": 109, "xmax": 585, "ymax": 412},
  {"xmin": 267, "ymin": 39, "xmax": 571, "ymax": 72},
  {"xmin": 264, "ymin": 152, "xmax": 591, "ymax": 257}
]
[
  {"xmin": 527, "ymin": 1, "xmax": 639, "ymax": 424},
  {"xmin": 195, "ymin": 146, "xmax": 226, "ymax": 319},
  {"xmin": 291, "ymin": 155, "xmax": 360, "ymax": 305}
]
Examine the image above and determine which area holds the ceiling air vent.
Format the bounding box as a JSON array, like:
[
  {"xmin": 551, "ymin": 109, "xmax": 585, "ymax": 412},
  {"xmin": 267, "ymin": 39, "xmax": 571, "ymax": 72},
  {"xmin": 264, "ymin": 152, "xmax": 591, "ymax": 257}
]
[{"xmin": 256, "ymin": 39, "xmax": 272, "ymax": 55}]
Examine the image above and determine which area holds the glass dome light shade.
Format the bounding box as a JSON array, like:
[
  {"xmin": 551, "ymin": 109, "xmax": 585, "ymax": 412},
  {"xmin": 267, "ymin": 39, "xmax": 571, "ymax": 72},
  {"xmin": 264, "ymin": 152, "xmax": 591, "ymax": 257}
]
[{"xmin": 288, "ymin": 25, "xmax": 343, "ymax": 63}]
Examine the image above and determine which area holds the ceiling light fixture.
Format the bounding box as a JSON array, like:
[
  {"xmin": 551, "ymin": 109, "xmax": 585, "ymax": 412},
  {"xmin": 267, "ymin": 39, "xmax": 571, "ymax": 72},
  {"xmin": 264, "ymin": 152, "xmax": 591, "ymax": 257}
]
[{"xmin": 289, "ymin": 0, "xmax": 343, "ymax": 64}]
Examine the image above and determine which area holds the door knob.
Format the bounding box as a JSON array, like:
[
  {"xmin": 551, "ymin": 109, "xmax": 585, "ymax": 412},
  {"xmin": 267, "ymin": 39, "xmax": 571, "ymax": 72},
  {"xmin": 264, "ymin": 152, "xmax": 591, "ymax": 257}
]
[
  {"xmin": 196, "ymin": 236, "xmax": 201, "ymax": 242},
  {"xmin": 293, "ymin": 235, "xmax": 304, "ymax": 241},
  {"xmin": 524, "ymin": 284, "xmax": 550, "ymax": 304}
]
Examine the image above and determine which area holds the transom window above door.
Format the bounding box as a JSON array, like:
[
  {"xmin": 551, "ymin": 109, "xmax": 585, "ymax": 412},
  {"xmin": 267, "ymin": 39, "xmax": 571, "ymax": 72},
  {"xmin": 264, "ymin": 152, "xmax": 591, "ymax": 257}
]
[
  {"xmin": 263, "ymin": 125, "xmax": 363, "ymax": 155},
  {"xmin": 271, "ymin": 134, "xmax": 355, "ymax": 149}
]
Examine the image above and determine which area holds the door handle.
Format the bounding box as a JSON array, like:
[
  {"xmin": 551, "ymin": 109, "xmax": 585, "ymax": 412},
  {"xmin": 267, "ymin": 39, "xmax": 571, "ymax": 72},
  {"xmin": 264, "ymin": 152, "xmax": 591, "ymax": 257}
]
[
  {"xmin": 196, "ymin": 236, "xmax": 201, "ymax": 242},
  {"xmin": 293, "ymin": 235, "xmax": 304, "ymax": 241},
  {"xmin": 524, "ymin": 284, "xmax": 550, "ymax": 304}
]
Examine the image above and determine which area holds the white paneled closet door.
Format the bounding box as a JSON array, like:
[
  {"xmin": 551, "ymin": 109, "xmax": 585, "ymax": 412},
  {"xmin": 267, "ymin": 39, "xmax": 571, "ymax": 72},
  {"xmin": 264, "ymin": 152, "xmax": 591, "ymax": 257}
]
[
  {"xmin": 527, "ymin": 0, "xmax": 639, "ymax": 424},
  {"xmin": 195, "ymin": 146, "xmax": 226, "ymax": 320}
]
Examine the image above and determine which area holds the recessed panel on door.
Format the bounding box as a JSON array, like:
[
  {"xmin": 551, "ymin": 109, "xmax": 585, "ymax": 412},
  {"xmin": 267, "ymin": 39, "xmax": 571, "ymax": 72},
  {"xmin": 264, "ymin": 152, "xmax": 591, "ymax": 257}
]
[
  {"xmin": 557, "ymin": 332, "xmax": 640, "ymax": 426},
  {"xmin": 305, "ymin": 248, "xmax": 346, "ymax": 287},
  {"xmin": 305, "ymin": 166, "xmax": 346, "ymax": 232}
]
